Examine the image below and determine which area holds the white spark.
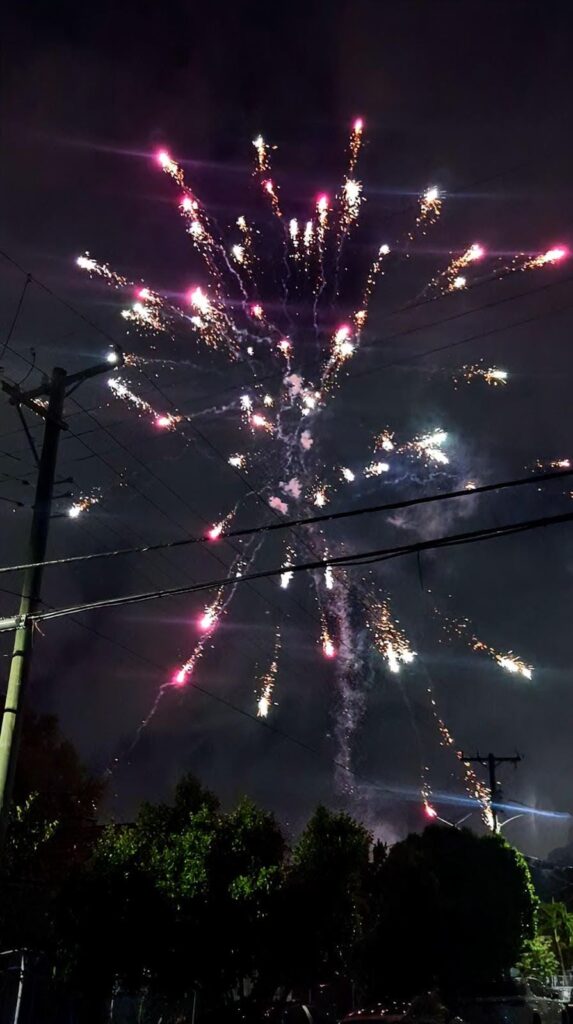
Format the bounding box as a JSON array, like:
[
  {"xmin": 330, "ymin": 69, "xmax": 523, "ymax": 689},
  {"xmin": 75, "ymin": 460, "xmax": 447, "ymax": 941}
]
[{"xmin": 364, "ymin": 460, "xmax": 390, "ymax": 477}]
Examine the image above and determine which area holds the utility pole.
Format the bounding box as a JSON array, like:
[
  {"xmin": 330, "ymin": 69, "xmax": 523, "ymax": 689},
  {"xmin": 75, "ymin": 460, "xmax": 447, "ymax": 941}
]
[
  {"xmin": 460, "ymin": 751, "xmax": 522, "ymax": 833},
  {"xmin": 0, "ymin": 350, "xmax": 121, "ymax": 852}
]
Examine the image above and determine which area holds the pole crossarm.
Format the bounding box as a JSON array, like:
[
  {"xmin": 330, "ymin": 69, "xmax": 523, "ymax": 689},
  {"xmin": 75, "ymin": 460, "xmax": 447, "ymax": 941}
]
[{"xmin": 460, "ymin": 751, "xmax": 522, "ymax": 833}]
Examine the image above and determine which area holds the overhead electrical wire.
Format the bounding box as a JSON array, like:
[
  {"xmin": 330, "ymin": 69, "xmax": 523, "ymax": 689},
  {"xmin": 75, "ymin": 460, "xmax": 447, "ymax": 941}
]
[
  {"xmin": 2, "ymin": 505, "xmax": 571, "ymax": 631},
  {"xmin": 2, "ymin": 247, "xmax": 573, "ymax": 413},
  {"xmin": 1, "ymin": 465, "xmax": 571, "ymax": 576},
  {"xmin": 0, "ymin": 313, "xmax": 331, "ymax": 659},
  {"xmin": 0, "ymin": 273, "xmax": 31, "ymax": 361}
]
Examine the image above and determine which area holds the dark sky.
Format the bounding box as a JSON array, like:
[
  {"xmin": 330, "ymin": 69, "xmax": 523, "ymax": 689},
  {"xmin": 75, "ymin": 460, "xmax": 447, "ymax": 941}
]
[{"xmin": 2, "ymin": 0, "xmax": 573, "ymax": 856}]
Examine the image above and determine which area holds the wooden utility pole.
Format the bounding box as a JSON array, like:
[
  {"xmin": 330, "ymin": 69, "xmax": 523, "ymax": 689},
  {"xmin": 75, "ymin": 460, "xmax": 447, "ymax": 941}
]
[
  {"xmin": 460, "ymin": 751, "xmax": 522, "ymax": 832},
  {"xmin": 0, "ymin": 352, "xmax": 121, "ymax": 852}
]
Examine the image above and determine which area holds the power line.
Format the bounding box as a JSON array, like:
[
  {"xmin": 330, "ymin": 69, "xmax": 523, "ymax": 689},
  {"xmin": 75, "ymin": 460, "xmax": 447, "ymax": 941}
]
[
  {"xmin": 2, "ymin": 244, "xmax": 573, "ymax": 416},
  {"xmin": 0, "ymin": 250, "xmax": 123, "ymax": 352},
  {"xmin": 128, "ymin": 270, "xmax": 573, "ymax": 413},
  {"xmin": 128, "ymin": 284, "xmax": 573, "ymax": 665},
  {"xmin": 0, "ymin": 341, "xmax": 330, "ymax": 662},
  {"xmin": 123, "ymin": 274, "xmax": 573, "ymax": 554},
  {"xmin": 2, "ymin": 505, "xmax": 570, "ymax": 631},
  {"xmin": 0, "ymin": 402, "xmax": 329, "ymax": 776},
  {"xmin": 2, "ymin": 245, "xmax": 571, "ymax": 601},
  {"xmin": 1, "ymin": 465, "xmax": 571, "ymax": 576},
  {"xmin": 61, "ymin": 397, "xmax": 331, "ymax": 632},
  {"xmin": 350, "ymin": 285, "xmax": 573, "ymax": 382},
  {"xmin": 4, "ymin": 288, "xmax": 568, "ymax": 675},
  {"xmin": 2, "ymin": 242, "xmax": 572, "ymax": 560},
  {"xmin": 0, "ymin": 334, "xmax": 333, "ymax": 673},
  {"xmin": 55, "ymin": 490, "xmax": 324, "ymax": 690},
  {"xmin": 2, "ymin": 251, "xmax": 571, "ymax": 662},
  {"xmin": 0, "ymin": 274, "xmax": 31, "ymax": 361},
  {"xmin": 0, "ymin": 404, "xmax": 109, "ymax": 449}
]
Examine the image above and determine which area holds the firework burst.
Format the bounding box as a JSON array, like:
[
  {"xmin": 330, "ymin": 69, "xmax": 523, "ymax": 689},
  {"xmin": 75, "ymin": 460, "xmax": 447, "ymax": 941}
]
[{"xmin": 79, "ymin": 118, "xmax": 565, "ymax": 826}]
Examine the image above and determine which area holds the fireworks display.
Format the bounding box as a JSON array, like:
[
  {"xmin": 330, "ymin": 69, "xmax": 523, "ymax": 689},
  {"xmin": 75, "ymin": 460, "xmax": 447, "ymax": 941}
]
[{"xmin": 76, "ymin": 117, "xmax": 567, "ymax": 826}]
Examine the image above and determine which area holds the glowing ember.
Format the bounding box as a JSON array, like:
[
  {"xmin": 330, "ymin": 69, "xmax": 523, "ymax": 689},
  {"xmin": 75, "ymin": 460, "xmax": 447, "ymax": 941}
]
[
  {"xmin": 68, "ymin": 493, "xmax": 100, "ymax": 519},
  {"xmin": 199, "ymin": 605, "xmax": 218, "ymax": 632},
  {"xmin": 322, "ymin": 633, "xmax": 336, "ymax": 658},
  {"xmin": 369, "ymin": 600, "xmax": 416, "ymax": 673},
  {"xmin": 364, "ymin": 460, "xmax": 390, "ymax": 477},
  {"xmin": 155, "ymin": 414, "xmax": 180, "ymax": 430},
  {"xmin": 539, "ymin": 246, "xmax": 567, "ymax": 264},
  {"xmin": 189, "ymin": 286, "xmax": 211, "ymax": 313},
  {"xmin": 256, "ymin": 630, "xmax": 281, "ymax": 717},
  {"xmin": 251, "ymin": 413, "xmax": 272, "ymax": 431},
  {"xmin": 455, "ymin": 363, "xmax": 509, "ymax": 387}
]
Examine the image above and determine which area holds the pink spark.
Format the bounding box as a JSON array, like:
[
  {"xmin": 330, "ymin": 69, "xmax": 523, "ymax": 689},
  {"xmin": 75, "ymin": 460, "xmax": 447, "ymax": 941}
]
[
  {"xmin": 181, "ymin": 196, "xmax": 193, "ymax": 212},
  {"xmin": 138, "ymin": 287, "xmax": 151, "ymax": 300},
  {"xmin": 317, "ymin": 193, "xmax": 329, "ymax": 210},
  {"xmin": 208, "ymin": 523, "xmax": 223, "ymax": 541},
  {"xmin": 250, "ymin": 303, "xmax": 264, "ymax": 319},
  {"xmin": 353, "ymin": 117, "xmax": 364, "ymax": 132},
  {"xmin": 157, "ymin": 150, "xmax": 170, "ymax": 167},
  {"xmin": 278, "ymin": 339, "xmax": 291, "ymax": 354},
  {"xmin": 335, "ymin": 324, "xmax": 351, "ymax": 342},
  {"xmin": 544, "ymin": 246, "xmax": 567, "ymax": 263},
  {"xmin": 189, "ymin": 286, "xmax": 210, "ymax": 313},
  {"xmin": 155, "ymin": 415, "xmax": 172, "ymax": 429},
  {"xmin": 424, "ymin": 803, "xmax": 438, "ymax": 819},
  {"xmin": 199, "ymin": 608, "xmax": 217, "ymax": 632},
  {"xmin": 173, "ymin": 667, "xmax": 190, "ymax": 687},
  {"xmin": 251, "ymin": 413, "xmax": 268, "ymax": 428},
  {"xmin": 468, "ymin": 243, "xmax": 485, "ymax": 261}
]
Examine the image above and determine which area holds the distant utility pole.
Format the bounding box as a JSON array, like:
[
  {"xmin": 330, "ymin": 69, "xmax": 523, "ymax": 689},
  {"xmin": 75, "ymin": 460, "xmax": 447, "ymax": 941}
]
[
  {"xmin": 460, "ymin": 751, "xmax": 522, "ymax": 833},
  {"xmin": 0, "ymin": 350, "xmax": 122, "ymax": 853}
]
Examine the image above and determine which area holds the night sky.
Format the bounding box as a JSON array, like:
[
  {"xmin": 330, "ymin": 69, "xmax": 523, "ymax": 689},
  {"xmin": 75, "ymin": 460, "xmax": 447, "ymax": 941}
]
[{"xmin": 2, "ymin": 0, "xmax": 573, "ymax": 857}]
